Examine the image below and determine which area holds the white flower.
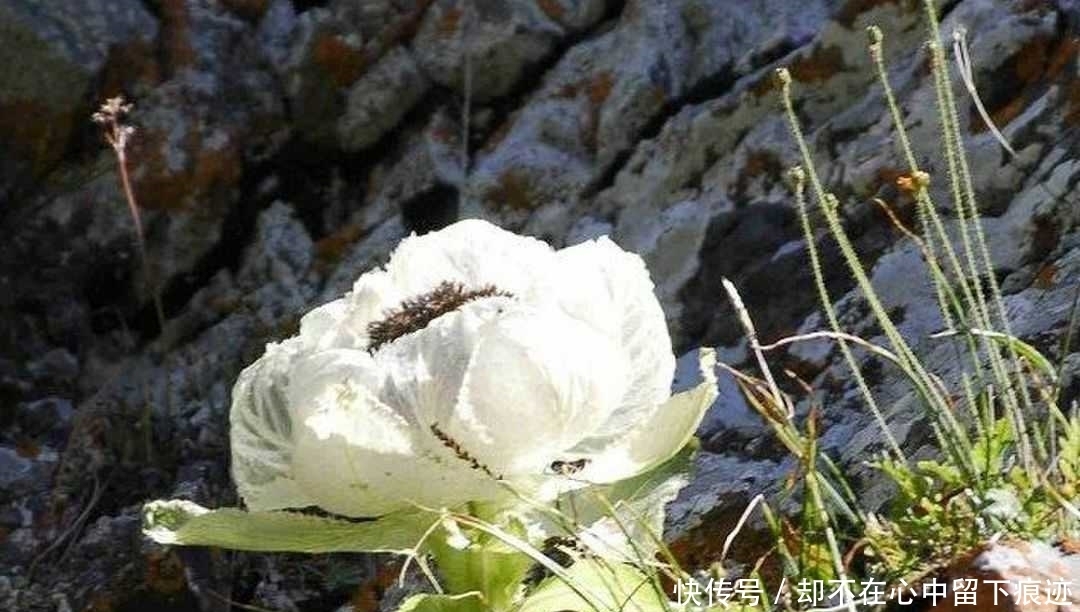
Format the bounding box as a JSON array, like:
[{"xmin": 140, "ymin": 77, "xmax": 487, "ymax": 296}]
[{"xmin": 231, "ymin": 219, "xmax": 716, "ymax": 518}]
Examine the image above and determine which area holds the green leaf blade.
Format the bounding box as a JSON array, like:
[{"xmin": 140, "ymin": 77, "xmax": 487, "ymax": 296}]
[
  {"xmin": 143, "ymin": 499, "xmax": 436, "ymax": 554},
  {"xmin": 519, "ymin": 559, "xmax": 672, "ymax": 612}
]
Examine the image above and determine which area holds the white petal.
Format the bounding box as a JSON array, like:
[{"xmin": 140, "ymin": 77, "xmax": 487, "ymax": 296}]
[
  {"xmin": 230, "ymin": 337, "xmax": 316, "ymax": 512},
  {"xmin": 383, "ymin": 219, "xmax": 558, "ymax": 298},
  {"xmin": 338, "ymin": 220, "xmax": 557, "ymax": 351},
  {"xmin": 553, "ymin": 237, "xmax": 675, "ymax": 442},
  {"xmin": 346, "ymin": 268, "xmax": 404, "ymax": 346},
  {"xmin": 376, "ymin": 297, "xmax": 510, "ymax": 429},
  {"xmin": 377, "ymin": 297, "xmax": 628, "ymax": 477},
  {"xmin": 572, "ymin": 348, "xmax": 716, "ymax": 484},
  {"xmin": 447, "ymin": 305, "xmax": 629, "ymax": 475},
  {"xmin": 298, "ymin": 298, "xmax": 363, "ymax": 350},
  {"xmin": 285, "ymin": 348, "xmax": 383, "ymax": 417},
  {"xmin": 288, "ymin": 349, "xmax": 500, "ymax": 516}
]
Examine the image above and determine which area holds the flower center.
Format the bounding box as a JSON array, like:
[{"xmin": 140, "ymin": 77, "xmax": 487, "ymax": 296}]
[{"xmin": 367, "ymin": 280, "xmax": 512, "ymax": 351}]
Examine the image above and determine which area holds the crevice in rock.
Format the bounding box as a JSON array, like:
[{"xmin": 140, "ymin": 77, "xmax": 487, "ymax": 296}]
[
  {"xmin": 290, "ymin": 0, "xmax": 332, "ymax": 12},
  {"xmin": 402, "ymin": 183, "xmax": 460, "ymax": 234},
  {"xmin": 585, "ymin": 62, "xmax": 739, "ymax": 197},
  {"xmin": 938, "ymin": 0, "xmax": 964, "ymax": 24},
  {"xmin": 677, "ymin": 202, "xmax": 897, "ymax": 355},
  {"xmin": 127, "ymin": 152, "xmax": 291, "ymax": 340},
  {"xmin": 276, "ymin": 139, "xmax": 364, "ymax": 238},
  {"xmin": 583, "ymin": 0, "xmax": 964, "ymax": 200},
  {"xmin": 585, "ymin": 36, "xmax": 805, "ymax": 198},
  {"xmin": 466, "ymin": 0, "xmax": 629, "ymax": 165},
  {"xmin": 138, "ymin": 0, "xmax": 164, "ymax": 20}
]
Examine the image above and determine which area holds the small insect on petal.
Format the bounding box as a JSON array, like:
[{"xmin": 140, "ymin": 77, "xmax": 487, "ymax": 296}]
[{"xmin": 548, "ymin": 458, "xmax": 590, "ymax": 476}]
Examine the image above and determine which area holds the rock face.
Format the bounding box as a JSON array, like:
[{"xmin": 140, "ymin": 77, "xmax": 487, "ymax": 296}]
[
  {"xmin": 0, "ymin": 0, "xmax": 157, "ymax": 202},
  {"xmin": 0, "ymin": 0, "xmax": 1077, "ymax": 610}
]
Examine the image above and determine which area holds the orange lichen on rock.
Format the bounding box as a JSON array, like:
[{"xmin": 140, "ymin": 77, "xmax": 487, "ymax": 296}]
[
  {"xmin": 0, "ymin": 99, "xmax": 74, "ymax": 178},
  {"xmin": 220, "ymin": 0, "xmax": 269, "ymax": 21},
  {"xmin": 587, "ymin": 71, "xmax": 616, "ymax": 107},
  {"xmin": 84, "ymin": 593, "xmax": 117, "ymax": 612},
  {"xmin": 99, "ymin": 39, "xmax": 162, "ymax": 100},
  {"xmin": 481, "ymin": 114, "xmax": 516, "ymax": 153},
  {"xmin": 667, "ymin": 504, "xmax": 782, "ymax": 586},
  {"xmin": 437, "ymin": 6, "xmax": 464, "ymax": 36},
  {"xmin": 1015, "ymin": 37, "xmax": 1054, "ymax": 83},
  {"xmin": 553, "ymin": 81, "xmax": 580, "ymax": 98},
  {"xmin": 788, "ymin": 45, "xmax": 847, "ymax": 84},
  {"xmin": 537, "ymin": 0, "xmax": 566, "ymax": 23},
  {"xmin": 191, "ymin": 140, "xmax": 243, "ymax": 195},
  {"xmin": 1066, "ymin": 80, "xmax": 1080, "ymax": 127},
  {"xmin": 835, "ymin": 0, "xmax": 905, "ymax": 28},
  {"xmin": 973, "ymin": 35, "xmax": 1078, "ymax": 133},
  {"xmin": 981, "ymin": 97, "xmax": 1028, "ymax": 133},
  {"xmin": 145, "ymin": 550, "xmax": 188, "ymax": 595},
  {"xmin": 734, "ymin": 149, "xmax": 782, "ymax": 197},
  {"xmin": 747, "ymin": 51, "xmax": 833, "ymax": 97},
  {"xmin": 315, "ymin": 222, "xmax": 365, "ymax": 268},
  {"xmin": 1048, "ymin": 37, "xmax": 1080, "ymax": 127},
  {"xmin": 749, "ymin": 71, "xmax": 779, "ymax": 98},
  {"xmin": 130, "ymin": 128, "xmax": 242, "ymax": 212},
  {"xmin": 1044, "ymin": 36, "xmax": 1079, "ymax": 79},
  {"xmin": 159, "ymin": 0, "xmax": 196, "ymax": 72},
  {"xmin": 742, "ymin": 149, "xmax": 781, "ymax": 179},
  {"xmin": 428, "ymin": 124, "xmax": 456, "ymax": 144},
  {"xmin": 349, "ymin": 561, "xmax": 402, "ymax": 612},
  {"xmin": 312, "ymin": 33, "xmax": 369, "ymax": 88},
  {"xmin": 488, "ymin": 169, "xmax": 534, "ymax": 210},
  {"xmin": 14, "ymin": 438, "xmax": 40, "ymax": 459}
]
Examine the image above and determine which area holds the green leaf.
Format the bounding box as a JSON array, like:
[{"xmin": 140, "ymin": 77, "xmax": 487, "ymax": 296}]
[
  {"xmin": 143, "ymin": 499, "xmax": 437, "ymax": 554},
  {"xmin": 547, "ymin": 441, "xmax": 697, "ymax": 563},
  {"xmin": 969, "ymin": 418, "xmax": 1012, "ymax": 479},
  {"xmin": 426, "ymin": 526, "xmax": 534, "ymax": 612},
  {"xmin": 519, "ymin": 559, "xmax": 671, "ymax": 612},
  {"xmin": 915, "ymin": 460, "xmax": 962, "ymax": 488},
  {"xmin": 396, "ymin": 593, "xmax": 483, "ymax": 612}
]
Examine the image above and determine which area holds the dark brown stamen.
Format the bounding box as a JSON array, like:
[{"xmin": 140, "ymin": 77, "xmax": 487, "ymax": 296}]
[
  {"xmin": 367, "ymin": 281, "xmax": 512, "ymax": 351},
  {"xmin": 430, "ymin": 423, "xmax": 500, "ymax": 479}
]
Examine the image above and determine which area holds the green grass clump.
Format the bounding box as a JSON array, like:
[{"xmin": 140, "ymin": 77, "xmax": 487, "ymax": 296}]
[{"xmin": 720, "ymin": 0, "xmax": 1079, "ymax": 608}]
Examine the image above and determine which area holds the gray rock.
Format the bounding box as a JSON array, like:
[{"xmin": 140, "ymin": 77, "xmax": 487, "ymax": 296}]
[
  {"xmin": 322, "ymin": 215, "xmax": 410, "ymax": 300},
  {"xmin": 410, "ymin": 0, "xmax": 567, "ymax": 101},
  {"xmin": 127, "ymin": 58, "xmax": 285, "ymax": 302},
  {"xmin": 25, "ymin": 350, "xmax": 79, "ymax": 390},
  {"xmin": 1061, "ymin": 352, "xmax": 1080, "ymax": 413},
  {"xmin": 338, "ymin": 47, "xmax": 430, "ymax": 151},
  {"xmin": 237, "ymin": 201, "xmax": 315, "ymax": 291},
  {"xmin": 257, "ymin": 0, "xmax": 298, "ymax": 67},
  {"xmin": 16, "ymin": 398, "xmax": 74, "ymax": 441},
  {"xmin": 677, "ymin": 348, "xmax": 765, "ymax": 452},
  {"xmin": 665, "ymin": 452, "xmax": 788, "ymax": 544},
  {"xmin": 0, "ymin": 446, "xmax": 56, "ymax": 503},
  {"xmin": 0, "ymin": 0, "xmax": 157, "ymax": 200}
]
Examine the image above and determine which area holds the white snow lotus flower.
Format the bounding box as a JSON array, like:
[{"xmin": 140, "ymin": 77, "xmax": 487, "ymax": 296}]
[
  {"xmin": 233, "ymin": 218, "xmax": 716, "ymax": 515},
  {"xmin": 144, "ymin": 219, "xmax": 716, "ymax": 556}
]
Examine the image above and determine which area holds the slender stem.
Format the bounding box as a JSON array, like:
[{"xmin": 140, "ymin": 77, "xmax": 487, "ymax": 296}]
[{"xmin": 115, "ymin": 147, "xmax": 167, "ymax": 333}]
